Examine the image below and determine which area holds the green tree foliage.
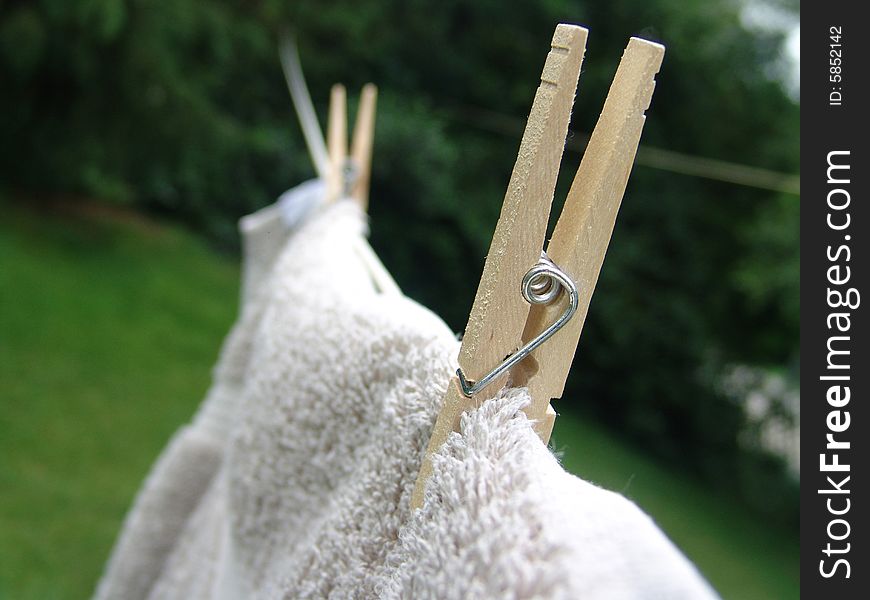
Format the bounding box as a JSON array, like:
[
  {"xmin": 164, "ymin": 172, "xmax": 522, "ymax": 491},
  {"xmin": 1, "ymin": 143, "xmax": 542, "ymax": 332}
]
[{"xmin": 0, "ymin": 0, "xmax": 799, "ymax": 523}]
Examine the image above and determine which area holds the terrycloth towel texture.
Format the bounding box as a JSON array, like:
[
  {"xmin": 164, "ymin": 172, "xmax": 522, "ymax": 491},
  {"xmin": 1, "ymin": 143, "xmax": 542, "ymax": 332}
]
[
  {"xmin": 98, "ymin": 200, "xmax": 717, "ymax": 599},
  {"xmin": 95, "ymin": 181, "xmax": 327, "ymax": 600}
]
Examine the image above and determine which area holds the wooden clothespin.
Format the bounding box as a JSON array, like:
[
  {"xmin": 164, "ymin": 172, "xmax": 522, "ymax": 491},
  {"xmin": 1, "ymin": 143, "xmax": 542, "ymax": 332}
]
[
  {"xmin": 279, "ymin": 37, "xmax": 378, "ymax": 208},
  {"xmin": 411, "ymin": 24, "xmax": 664, "ymax": 509},
  {"xmin": 279, "ymin": 37, "xmax": 398, "ymax": 293},
  {"xmin": 325, "ymin": 83, "xmax": 378, "ymax": 209},
  {"xmin": 325, "ymin": 82, "xmax": 400, "ymax": 294}
]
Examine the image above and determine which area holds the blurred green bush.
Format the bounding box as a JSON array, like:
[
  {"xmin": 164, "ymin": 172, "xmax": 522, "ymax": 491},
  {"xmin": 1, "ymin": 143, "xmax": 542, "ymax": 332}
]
[{"xmin": 0, "ymin": 0, "xmax": 799, "ymax": 524}]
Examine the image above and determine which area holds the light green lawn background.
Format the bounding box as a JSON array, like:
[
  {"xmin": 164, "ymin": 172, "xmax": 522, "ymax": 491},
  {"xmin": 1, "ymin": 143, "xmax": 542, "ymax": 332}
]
[{"xmin": 0, "ymin": 205, "xmax": 798, "ymax": 599}]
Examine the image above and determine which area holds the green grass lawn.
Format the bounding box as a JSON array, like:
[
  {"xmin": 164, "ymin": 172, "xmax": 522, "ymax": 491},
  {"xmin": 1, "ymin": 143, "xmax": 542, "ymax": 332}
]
[{"xmin": 0, "ymin": 202, "xmax": 797, "ymax": 599}]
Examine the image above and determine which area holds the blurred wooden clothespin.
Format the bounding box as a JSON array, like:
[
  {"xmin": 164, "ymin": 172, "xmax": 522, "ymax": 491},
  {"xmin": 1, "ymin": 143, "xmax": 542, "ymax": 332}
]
[
  {"xmin": 326, "ymin": 83, "xmax": 378, "ymax": 208},
  {"xmin": 411, "ymin": 24, "xmax": 664, "ymax": 509},
  {"xmin": 279, "ymin": 36, "xmax": 377, "ymax": 210},
  {"xmin": 279, "ymin": 37, "xmax": 397, "ymax": 294}
]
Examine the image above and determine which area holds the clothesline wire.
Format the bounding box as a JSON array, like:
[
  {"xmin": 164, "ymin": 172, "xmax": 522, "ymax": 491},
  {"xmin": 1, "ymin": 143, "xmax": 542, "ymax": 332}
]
[
  {"xmin": 279, "ymin": 36, "xmax": 330, "ymax": 180},
  {"xmin": 280, "ymin": 42, "xmax": 798, "ymax": 196},
  {"xmin": 444, "ymin": 104, "xmax": 800, "ymax": 196}
]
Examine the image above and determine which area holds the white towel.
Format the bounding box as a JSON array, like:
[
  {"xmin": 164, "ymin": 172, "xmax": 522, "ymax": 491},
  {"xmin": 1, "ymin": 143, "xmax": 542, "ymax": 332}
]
[
  {"xmin": 382, "ymin": 389, "xmax": 719, "ymax": 599},
  {"xmin": 99, "ymin": 200, "xmax": 717, "ymax": 599},
  {"xmin": 95, "ymin": 181, "xmax": 328, "ymax": 600}
]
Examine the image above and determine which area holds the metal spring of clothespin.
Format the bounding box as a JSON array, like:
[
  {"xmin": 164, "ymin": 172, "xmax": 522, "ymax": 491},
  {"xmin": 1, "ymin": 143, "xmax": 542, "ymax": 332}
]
[
  {"xmin": 457, "ymin": 252, "xmax": 578, "ymax": 397},
  {"xmin": 342, "ymin": 158, "xmax": 359, "ymax": 198}
]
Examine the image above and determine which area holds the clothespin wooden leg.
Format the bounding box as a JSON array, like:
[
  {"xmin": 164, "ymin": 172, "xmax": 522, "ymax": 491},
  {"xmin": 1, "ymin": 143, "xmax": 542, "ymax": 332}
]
[
  {"xmin": 350, "ymin": 84, "xmax": 378, "ymax": 210},
  {"xmin": 516, "ymin": 38, "xmax": 665, "ymax": 442},
  {"xmin": 411, "ymin": 29, "xmax": 664, "ymax": 510},
  {"xmin": 326, "ymin": 84, "xmax": 347, "ymax": 203},
  {"xmin": 411, "ymin": 24, "xmax": 588, "ymax": 510}
]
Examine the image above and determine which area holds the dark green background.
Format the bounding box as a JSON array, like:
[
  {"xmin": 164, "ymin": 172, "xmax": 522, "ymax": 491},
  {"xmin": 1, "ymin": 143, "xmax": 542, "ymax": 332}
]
[{"xmin": 1, "ymin": 0, "xmax": 799, "ymax": 596}]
